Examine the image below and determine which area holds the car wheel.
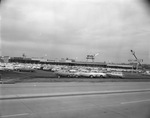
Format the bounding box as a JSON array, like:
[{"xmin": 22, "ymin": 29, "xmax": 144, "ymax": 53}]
[
  {"xmin": 100, "ymin": 75, "xmax": 103, "ymax": 78},
  {"xmin": 90, "ymin": 75, "xmax": 94, "ymax": 78}
]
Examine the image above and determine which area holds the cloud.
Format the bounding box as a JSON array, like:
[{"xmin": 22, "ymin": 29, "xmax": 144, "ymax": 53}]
[{"xmin": 1, "ymin": 0, "xmax": 150, "ymax": 63}]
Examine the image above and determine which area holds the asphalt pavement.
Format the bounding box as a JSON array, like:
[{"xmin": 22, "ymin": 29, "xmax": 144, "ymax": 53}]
[{"xmin": 0, "ymin": 82, "xmax": 150, "ymax": 118}]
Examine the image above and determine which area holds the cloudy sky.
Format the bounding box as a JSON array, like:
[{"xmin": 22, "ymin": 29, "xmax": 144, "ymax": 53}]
[{"xmin": 1, "ymin": 0, "xmax": 150, "ymax": 63}]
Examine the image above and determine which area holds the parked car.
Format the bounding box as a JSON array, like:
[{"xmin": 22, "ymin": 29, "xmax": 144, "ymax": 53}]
[
  {"xmin": 17, "ymin": 67, "xmax": 35, "ymax": 72},
  {"xmin": 55, "ymin": 70, "xmax": 78, "ymax": 78},
  {"xmin": 51, "ymin": 67, "xmax": 61, "ymax": 72},
  {"xmin": 67, "ymin": 70, "xmax": 78, "ymax": 77},
  {"xmin": 107, "ymin": 71, "xmax": 124, "ymax": 78},
  {"xmin": 73, "ymin": 70, "xmax": 106, "ymax": 78},
  {"xmin": 73, "ymin": 70, "xmax": 90, "ymax": 78},
  {"xmin": 43, "ymin": 66, "xmax": 52, "ymax": 71},
  {"xmin": 142, "ymin": 71, "xmax": 150, "ymax": 76},
  {"xmin": 95, "ymin": 72, "xmax": 107, "ymax": 78},
  {"xmin": 4, "ymin": 65, "xmax": 14, "ymax": 71},
  {"xmin": 0, "ymin": 66, "xmax": 5, "ymax": 71}
]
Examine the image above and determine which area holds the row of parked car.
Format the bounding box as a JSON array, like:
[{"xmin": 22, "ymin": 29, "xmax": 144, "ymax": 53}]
[
  {"xmin": 55, "ymin": 69, "xmax": 124, "ymax": 78},
  {"xmin": 2, "ymin": 62, "xmax": 149, "ymax": 78},
  {"xmin": 0, "ymin": 63, "xmax": 40, "ymax": 72}
]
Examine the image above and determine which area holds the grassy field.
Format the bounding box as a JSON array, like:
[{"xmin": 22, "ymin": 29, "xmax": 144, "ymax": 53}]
[
  {"xmin": 0, "ymin": 70, "xmax": 150, "ymax": 84},
  {"xmin": 0, "ymin": 70, "xmax": 57, "ymax": 83}
]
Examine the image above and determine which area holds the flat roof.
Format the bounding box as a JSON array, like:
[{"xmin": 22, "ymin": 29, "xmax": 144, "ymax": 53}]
[
  {"xmin": 73, "ymin": 61, "xmax": 107, "ymax": 65},
  {"xmin": 107, "ymin": 64, "xmax": 133, "ymax": 68}
]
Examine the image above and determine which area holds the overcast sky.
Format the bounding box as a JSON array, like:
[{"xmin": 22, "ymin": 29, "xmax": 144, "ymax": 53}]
[{"xmin": 1, "ymin": 0, "xmax": 150, "ymax": 63}]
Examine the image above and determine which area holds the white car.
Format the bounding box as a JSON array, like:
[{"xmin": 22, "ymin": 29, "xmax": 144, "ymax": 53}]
[
  {"xmin": 0, "ymin": 66, "xmax": 5, "ymax": 71},
  {"xmin": 107, "ymin": 72, "xmax": 124, "ymax": 78},
  {"xmin": 73, "ymin": 71, "xmax": 106, "ymax": 78},
  {"xmin": 95, "ymin": 72, "xmax": 107, "ymax": 78},
  {"xmin": 142, "ymin": 71, "xmax": 150, "ymax": 76}
]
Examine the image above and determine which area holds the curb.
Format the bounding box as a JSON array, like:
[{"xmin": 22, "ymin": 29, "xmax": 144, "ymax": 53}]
[{"xmin": 1, "ymin": 89, "xmax": 150, "ymax": 100}]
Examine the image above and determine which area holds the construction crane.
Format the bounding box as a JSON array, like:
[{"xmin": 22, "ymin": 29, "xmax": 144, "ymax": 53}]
[
  {"xmin": 130, "ymin": 50, "xmax": 143, "ymax": 70},
  {"xmin": 86, "ymin": 53, "xmax": 99, "ymax": 62}
]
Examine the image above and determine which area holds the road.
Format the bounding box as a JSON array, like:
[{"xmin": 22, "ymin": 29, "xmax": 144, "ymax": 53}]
[
  {"xmin": 0, "ymin": 82, "xmax": 150, "ymax": 118},
  {"xmin": 1, "ymin": 82, "xmax": 150, "ymax": 96}
]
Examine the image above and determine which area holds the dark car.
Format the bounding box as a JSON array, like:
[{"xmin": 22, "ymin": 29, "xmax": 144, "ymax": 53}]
[{"xmin": 17, "ymin": 67, "xmax": 35, "ymax": 72}]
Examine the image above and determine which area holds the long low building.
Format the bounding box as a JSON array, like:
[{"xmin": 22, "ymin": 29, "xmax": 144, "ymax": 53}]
[
  {"xmin": 9, "ymin": 57, "xmax": 106, "ymax": 67},
  {"xmin": 7, "ymin": 57, "xmax": 137, "ymax": 69},
  {"xmin": 107, "ymin": 64, "xmax": 133, "ymax": 69}
]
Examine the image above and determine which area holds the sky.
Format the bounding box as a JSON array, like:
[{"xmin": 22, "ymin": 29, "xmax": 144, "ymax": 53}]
[{"xmin": 1, "ymin": 0, "xmax": 150, "ymax": 63}]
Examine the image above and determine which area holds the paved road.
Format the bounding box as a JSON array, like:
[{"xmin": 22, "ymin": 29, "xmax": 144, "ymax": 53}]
[
  {"xmin": 1, "ymin": 82, "xmax": 150, "ymax": 96},
  {"xmin": 1, "ymin": 91, "xmax": 150, "ymax": 118},
  {"xmin": 0, "ymin": 82, "xmax": 150, "ymax": 118}
]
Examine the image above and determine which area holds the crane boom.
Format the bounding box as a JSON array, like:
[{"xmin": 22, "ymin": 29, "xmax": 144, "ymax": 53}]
[
  {"xmin": 94, "ymin": 53, "xmax": 99, "ymax": 57},
  {"xmin": 130, "ymin": 50, "xmax": 143, "ymax": 70},
  {"xmin": 130, "ymin": 50, "xmax": 138, "ymax": 60}
]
